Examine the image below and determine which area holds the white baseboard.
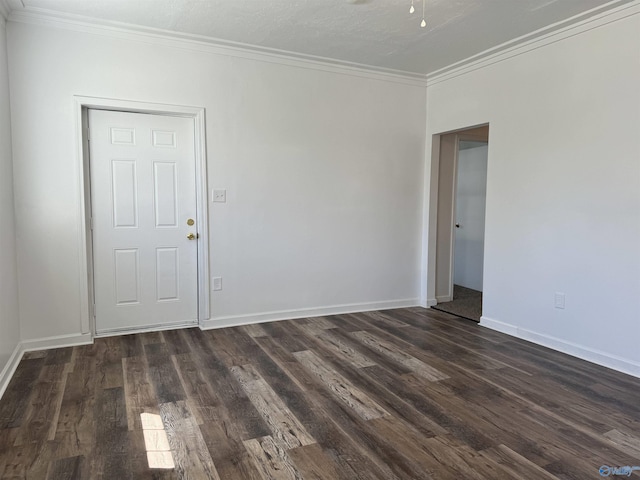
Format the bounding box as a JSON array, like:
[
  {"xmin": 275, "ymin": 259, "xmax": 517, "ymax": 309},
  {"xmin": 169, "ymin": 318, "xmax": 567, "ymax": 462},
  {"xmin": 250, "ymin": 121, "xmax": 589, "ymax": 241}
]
[
  {"xmin": 426, "ymin": 298, "xmax": 438, "ymax": 307},
  {"xmin": 436, "ymin": 295, "xmax": 453, "ymax": 303},
  {"xmin": 479, "ymin": 316, "xmax": 519, "ymax": 336},
  {"xmin": 480, "ymin": 316, "xmax": 640, "ymax": 379},
  {"xmin": 21, "ymin": 332, "xmax": 93, "ymax": 352},
  {"xmin": 200, "ymin": 298, "xmax": 420, "ymax": 330},
  {"xmin": 0, "ymin": 343, "xmax": 24, "ymax": 400}
]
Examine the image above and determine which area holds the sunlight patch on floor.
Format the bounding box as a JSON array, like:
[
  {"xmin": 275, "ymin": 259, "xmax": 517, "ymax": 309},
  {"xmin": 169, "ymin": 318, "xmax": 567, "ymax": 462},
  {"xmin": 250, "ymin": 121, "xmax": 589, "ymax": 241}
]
[{"xmin": 141, "ymin": 413, "xmax": 175, "ymax": 469}]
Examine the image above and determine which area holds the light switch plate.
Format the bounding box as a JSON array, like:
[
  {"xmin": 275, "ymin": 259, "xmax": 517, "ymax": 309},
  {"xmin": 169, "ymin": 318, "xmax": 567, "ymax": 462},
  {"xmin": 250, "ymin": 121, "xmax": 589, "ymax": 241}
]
[
  {"xmin": 213, "ymin": 189, "xmax": 226, "ymax": 203},
  {"xmin": 212, "ymin": 277, "xmax": 222, "ymax": 291}
]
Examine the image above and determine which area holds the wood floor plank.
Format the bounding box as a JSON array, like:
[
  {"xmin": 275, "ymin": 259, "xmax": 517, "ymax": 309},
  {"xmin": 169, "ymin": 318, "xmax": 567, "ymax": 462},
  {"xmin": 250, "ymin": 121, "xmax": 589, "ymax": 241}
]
[
  {"xmin": 2, "ymin": 307, "xmax": 640, "ymax": 479},
  {"xmin": 287, "ymin": 444, "xmax": 347, "ymax": 480},
  {"xmin": 220, "ymin": 329, "xmax": 387, "ymax": 480},
  {"xmin": 0, "ymin": 358, "xmax": 45, "ymax": 429},
  {"xmin": 295, "ymin": 326, "xmax": 376, "ymax": 369},
  {"xmin": 128, "ymin": 428, "xmax": 178, "ymax": 480},
  {"xmin": 480, "ymin": 444, "xmax": 560, "ymax": 480},
  {"xmin": 159, "ymin": 400, "xmax": 220, "ymax": 480},
  {"xmin": 196, "ymin": 418, "xmax": 265, "ymax": 480},
  {"xmin": 365, "ymin": 416, "xmax": 463, "ymax": 479},
  {"xmin": 283, "ymin": 324, "xmax": 447, "ymax": 439},
  {"xmin": 170, "ymin": 347, "xmax": 267, "ymax": 479},
  {"xmin": 367, "ymin": 321, "xmax": 505, "ymax": 372},
  {"xmin": 87, "ymin": 337, "xmax": 126, "ymax": 392},
  {"xmin": 45, "ymin": 455, "xmax": 85, "ymax": 480},
  {"xmin": 13, "ymin": 364, "xmax": 69, "ymax": 448},
  {"xmin": 138, "ymin": 332, "xmax": 164, "ymax": 345},
  {"xmin": 293, "ymin": 350, "xmax": 389, "ymax": 421},
  {"xmin": 52, "ymin": 359, "xmax": 99, "ymax": 458},
  {"xmin": 300, "ymin": 317, "xmax": 337, "ymax": 330},
  {"xmin": 604, "ymin": 429, "xmax": 640, "ymax": 458},
  {"xmin": 260, "ymin": 322, "xmax": 309, "ymax": 352},
  {"xmin": 170, "ymin": 353, "xmax": 220, "ymax": 426},
  {"xmin": 241, "ymin": 323, "xmax": 270, "ymax": 338},
  {"xmin": 181, "ymin": 328, "xmax": 271, "ymax": 440},
  {"xmin": 22, "ymin": 350, "xmax": 48, "ymax": 360},
  {"xmin": 243, "ymin": 436, "xmax": 303, "ymax": 480},
  {"xmin": 145, "ymin": 345, "xmax": 186, "ymax": 404},
  {"xmin": 93, "ymin": 386, "xmax": 131, "ymax": 479},
  {"xmin": 420, "ymin": 435, "xmax": 514, "ymax": 480},
  {"xmin": 122, "ymin": 355, "xmax": 159, "ymax": 432},
  {"xmin": 120, "ymin": 333, "xmax": 145, "ymax": 358},
  {"xmin": 44, "ymin": 348, "xmax": 74, "ymax": 366},
  {"xmin": 350, "ymin": 330, "xmax": 449, "ymax": 381},
  {"xmin": 324, "ymin": 327, "xmax": 414, "ymax": 376},
  {"xmin": 160, "ymin": 329, "xmax": 193, "ymax": 356},
  {"xmin": 358, "ymin": 310, "xmax": 411, "ymax": 329},
  {"xmin": 479, "ymin": 366, "xmax": 640, "ymax": 434},
  {"xmin": 230, "ymin": 364, "xmax": 316, "ymax": 450},
  {"xmin": 363, "ymin": 365, "xmax": 496, "ymax": 451},
  {"xmin": 254, "ymin": 336, "xmax": 405, "ymax": 480}
]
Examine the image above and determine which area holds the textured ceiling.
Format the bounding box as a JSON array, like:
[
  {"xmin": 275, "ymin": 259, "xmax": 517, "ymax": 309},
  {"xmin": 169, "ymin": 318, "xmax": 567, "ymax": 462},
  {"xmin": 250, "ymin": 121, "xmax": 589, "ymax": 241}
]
[{"xmin": 11, "ymin": 0, "xmax": 631, "ymax": 75}]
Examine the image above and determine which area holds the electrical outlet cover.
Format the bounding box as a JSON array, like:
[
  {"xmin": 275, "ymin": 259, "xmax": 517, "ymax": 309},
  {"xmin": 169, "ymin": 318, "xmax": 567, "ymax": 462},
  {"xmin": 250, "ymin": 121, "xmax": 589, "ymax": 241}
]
[{"xmin": 213, "ymin": 189, "xmax": 226, "ymax": 203}]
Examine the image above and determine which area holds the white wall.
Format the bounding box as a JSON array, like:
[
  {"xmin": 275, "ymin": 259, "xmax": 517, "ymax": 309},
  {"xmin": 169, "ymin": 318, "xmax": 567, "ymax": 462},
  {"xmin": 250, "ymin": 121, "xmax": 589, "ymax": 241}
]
[
  {"xmin": 0, "ymin": 17, "xmax": 20, "ymax": 375},
  {"xmin": 426, "ymin": 11, "xmax": 640, "ymax": 374},
  {"xmin": 7, "ymin": 21, "xmax": 426, "ymax": 341}
]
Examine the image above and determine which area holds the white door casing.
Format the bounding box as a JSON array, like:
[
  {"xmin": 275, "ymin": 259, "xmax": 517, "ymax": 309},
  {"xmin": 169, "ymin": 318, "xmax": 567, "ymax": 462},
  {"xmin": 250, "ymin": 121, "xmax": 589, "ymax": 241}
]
[{"xmin": 89, "ymin": 109, "xmax": 199, "ymax": 334}]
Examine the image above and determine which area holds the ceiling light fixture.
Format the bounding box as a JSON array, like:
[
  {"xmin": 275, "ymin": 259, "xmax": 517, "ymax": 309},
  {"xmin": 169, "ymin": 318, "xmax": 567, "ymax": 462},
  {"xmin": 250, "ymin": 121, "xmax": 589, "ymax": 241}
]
[{"xmin": 409, "ymin": 0, "xmax": 427, "ymax": 28}]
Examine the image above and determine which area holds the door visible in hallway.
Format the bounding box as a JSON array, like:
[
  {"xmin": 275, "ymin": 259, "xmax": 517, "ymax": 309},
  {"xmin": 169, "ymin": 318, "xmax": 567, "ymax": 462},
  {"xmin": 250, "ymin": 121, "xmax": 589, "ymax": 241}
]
[
  {"xmin": 89, "ymin": 109, "xmax": 198, "ymax": 334},
  {"xmin": 453, "ymin": 140, "xmax": 488, "ymax": 292}
]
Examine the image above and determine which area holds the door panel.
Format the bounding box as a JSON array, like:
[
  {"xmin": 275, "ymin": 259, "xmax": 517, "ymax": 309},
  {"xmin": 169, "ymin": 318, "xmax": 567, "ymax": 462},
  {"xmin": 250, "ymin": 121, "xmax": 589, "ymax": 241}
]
[
  {"xmin": 89, "ymin": 109, "xmax": 198, "ymax": 334},
  {"xmin": 453, "ymin": 141, "xmax": 488, "ymax": 292}
]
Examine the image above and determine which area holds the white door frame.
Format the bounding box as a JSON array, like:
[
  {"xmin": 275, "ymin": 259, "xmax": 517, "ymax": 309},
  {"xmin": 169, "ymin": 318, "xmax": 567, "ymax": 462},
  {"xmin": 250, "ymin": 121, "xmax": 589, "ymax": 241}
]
[
  {"xmin": 73, "ymin": 96, "xmax": 209, "ymax": 337},
  {"xmin": 426, "ymin": 124, "xmax": 489, "ymax": 307}
]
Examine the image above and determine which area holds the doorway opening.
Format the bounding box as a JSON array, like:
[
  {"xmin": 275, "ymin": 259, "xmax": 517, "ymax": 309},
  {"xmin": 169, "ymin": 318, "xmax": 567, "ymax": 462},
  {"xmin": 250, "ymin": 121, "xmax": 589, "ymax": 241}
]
[{"xmin": 428, "ymin": 125, "xmax": 489, "ymax": 322}]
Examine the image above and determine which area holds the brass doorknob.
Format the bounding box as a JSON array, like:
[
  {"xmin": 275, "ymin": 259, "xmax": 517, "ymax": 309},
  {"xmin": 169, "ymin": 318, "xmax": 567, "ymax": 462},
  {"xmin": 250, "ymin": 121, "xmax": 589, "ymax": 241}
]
[{"xmin": 187, "ymin": 233, "xmax": 196, "ymax": 240}]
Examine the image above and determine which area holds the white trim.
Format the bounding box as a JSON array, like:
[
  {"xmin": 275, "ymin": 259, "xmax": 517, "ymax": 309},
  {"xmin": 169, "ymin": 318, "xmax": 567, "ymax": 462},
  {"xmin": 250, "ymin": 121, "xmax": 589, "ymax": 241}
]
[
  {"xmin": 479, "ymin": 316, "xmax": 519, "ymax": 336},
  {"xmin": 419, "ymin": 298, "xmax": 437, "ymax": 308},
  {"xmin": 435, "ymin": 295, "xmax": 453, "ymax": 303},
  {"xmin": 0, "ymin": 343, "xmax": 23, "ymax": 400},
  {"xmin": 8, "ymin": 7, "xmax": 427, "ymax": 87},
  {"xmin": 200, "ymin": 298, "xmax": 421, "ymax": 331},
  {"xmin": 427, "ymin": 0, "xmax": 640, "ymax": 85},
  {"xmin": 193, "ymin": 113, "xmax": 210, "ymax": 321},
  {"xmin": 480, "ymin": 316, "xmax": 640, "ymax": 379},
  {"xmin": 95, "ymin": 320, "xmax": 198, "ymax": 338},
  {"xmin": 5, "ymin": 1, "xmax": 637, "ymax": 86},
  {"xmin": 21, "ymin": 333, "xmax": 93, "ymax": 352},
  {"xmin": 72, "ymin": 95, "xmax": 210, "ymax": 336}
]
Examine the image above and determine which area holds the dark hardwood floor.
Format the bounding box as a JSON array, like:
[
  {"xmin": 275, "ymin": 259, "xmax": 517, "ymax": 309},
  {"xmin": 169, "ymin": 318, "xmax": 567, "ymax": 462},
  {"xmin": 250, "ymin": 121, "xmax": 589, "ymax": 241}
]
[{"xmin": 1, "ymin": 307, "xmax": 639, "ymax": 479}]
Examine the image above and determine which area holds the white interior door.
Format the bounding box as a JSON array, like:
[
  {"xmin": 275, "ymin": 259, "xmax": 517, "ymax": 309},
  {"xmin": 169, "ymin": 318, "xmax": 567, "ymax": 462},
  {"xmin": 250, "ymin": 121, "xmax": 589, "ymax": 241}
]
[
  {"xmin": 89, "ymin": 109, "xmax": 198, "ymax": 334},
  {"xmin": 453, "ymin": 141, "xmax": 488, "ymax": 292}
]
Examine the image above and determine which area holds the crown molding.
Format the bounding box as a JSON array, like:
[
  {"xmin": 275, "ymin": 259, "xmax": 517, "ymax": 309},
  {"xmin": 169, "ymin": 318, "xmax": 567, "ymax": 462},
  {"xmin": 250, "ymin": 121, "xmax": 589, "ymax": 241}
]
[
  {"xmin": 5, "ymin": 0, "xmax": 637, "ymax": 88},
  {"xmin": 6, "ymin": 7, "xmax": 428, "ymax": 87},
  {"xmin": 427, "ymin": 0, "xmax": 640, "ymax": 86}
]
